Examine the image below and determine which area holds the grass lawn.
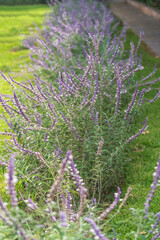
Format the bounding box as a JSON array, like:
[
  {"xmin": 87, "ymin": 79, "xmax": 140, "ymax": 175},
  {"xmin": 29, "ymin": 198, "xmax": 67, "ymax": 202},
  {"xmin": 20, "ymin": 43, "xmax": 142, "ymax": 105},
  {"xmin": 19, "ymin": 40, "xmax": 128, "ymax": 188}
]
[
  {"xmin": 0, "ymin": 5, "xmax": 50, "ymax": 138},
  {"xmin": 105, "ymin": 29, "xmax": 160, "ymax": 239},
  {"xmin": 0, "ymin": 5, "xmax": 50, "ymax": 198}
]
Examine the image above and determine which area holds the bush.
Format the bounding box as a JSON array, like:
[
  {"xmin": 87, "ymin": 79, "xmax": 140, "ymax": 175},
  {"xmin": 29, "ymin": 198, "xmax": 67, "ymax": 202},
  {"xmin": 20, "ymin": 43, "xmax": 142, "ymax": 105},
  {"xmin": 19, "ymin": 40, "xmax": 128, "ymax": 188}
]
[
  {"xmin": 0, "ymin": 152, "xmax": 160, "ymax": 239},
  {"xmin": 0, "ymin": 0, "xmax": 160, "ymax": 239}
]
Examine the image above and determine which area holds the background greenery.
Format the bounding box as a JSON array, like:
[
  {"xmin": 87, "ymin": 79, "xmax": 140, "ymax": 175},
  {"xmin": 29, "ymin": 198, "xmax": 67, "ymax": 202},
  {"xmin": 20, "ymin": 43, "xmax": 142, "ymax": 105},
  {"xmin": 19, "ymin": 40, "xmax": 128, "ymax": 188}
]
[
  {"xmin": 0, "ymin": 0, "xmax": 47, "ymax": 5},
  {"xmin": 137, "ymin": 0, "xmax": 160, "ymax": 10}
]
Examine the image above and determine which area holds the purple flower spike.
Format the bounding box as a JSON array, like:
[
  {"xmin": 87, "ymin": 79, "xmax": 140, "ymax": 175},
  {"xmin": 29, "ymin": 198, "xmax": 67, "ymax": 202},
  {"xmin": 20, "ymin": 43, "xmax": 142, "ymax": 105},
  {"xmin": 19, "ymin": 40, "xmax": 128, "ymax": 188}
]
[
  {"xmin": 149, "ymin": 212, "xmax": 160, "ymax": 234},
  {"xmin": 66, "ymin": 190, "xmax": 74, "ymax": 220},
  {"xmin": 13, "ymin": 92, "xmax": 30, "ymax": 123},
  {"xmin": 98, "ymin": 187, "xmax": 121, "ymax": 220},
  {"xmin": 149, "ymin": 90, "xmax": 160, "ymax": 103},
  {"xmin": 126, "ymin": 117, "xmax": 148, "ymax": 143},
  {"xmin": 124, "ymin": 81, "xmax": 138, "ymax": 120},
  {"xmin": 144, "ymin": 158, "xmax": 160, "ymax": 218},
  {"xmin": 59, "ymin": 211, "xmax": 68, "ymax": 227},
  {"xmin": 68, "ymin": 154, "xmax": 83, "ymax": 193},
  {"xmin": 24, "ymin": 198, "xmax": 38, "ymax": 210},
  {"xmin": 105, "ymin": 119, "xmax": 113, "ymax": 129},
  {"xmin": 152, "ymin": 232, "xmax": 160, "ymax": 240},
  {"xmin": 85, "ymin": 217, "xmax": 109, "ymax": 240},
  {"xmin": 44, "ymin": 133, "xmax": 48, "ymax": 142},
  {"xmin": 8, "ymin": 153, "xmax": 18, "ymax": 207}
]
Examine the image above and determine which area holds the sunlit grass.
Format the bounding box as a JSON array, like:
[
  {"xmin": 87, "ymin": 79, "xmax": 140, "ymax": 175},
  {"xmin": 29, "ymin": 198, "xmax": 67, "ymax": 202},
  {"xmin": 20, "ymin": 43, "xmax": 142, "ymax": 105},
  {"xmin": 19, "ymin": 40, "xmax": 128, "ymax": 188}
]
[
  {"xmin": 0, "ymin": 4, "xmax": 50, "ymax": 125},
  {"xmin": 0, "ymin": 4, "xmax": 50, "ymax": 197}
]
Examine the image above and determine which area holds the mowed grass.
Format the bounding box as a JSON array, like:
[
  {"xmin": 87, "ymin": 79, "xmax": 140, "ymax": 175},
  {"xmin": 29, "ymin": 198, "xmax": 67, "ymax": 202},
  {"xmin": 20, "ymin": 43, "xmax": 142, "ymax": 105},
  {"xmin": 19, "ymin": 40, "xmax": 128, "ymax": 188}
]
[
  {"xmin": 0, "ymin": 5, "xmax": 50, "ymax": 74},
  {"xmin": 0, "ymin": 5, "xmax": 50, "ymax": 140},
  {"xmin": 106, "ymin": 29, "xmax": 160, "ymax": 239},
  {"xmin": 0, "ymin": 5, "xmax": 50, "ymax": 198}
]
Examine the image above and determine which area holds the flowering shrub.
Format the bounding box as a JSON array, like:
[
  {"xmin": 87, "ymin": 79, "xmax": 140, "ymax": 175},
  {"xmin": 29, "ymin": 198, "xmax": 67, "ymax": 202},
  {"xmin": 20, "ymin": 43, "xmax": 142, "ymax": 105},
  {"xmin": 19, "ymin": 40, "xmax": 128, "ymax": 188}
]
[
  {"xmin": 0, "ymin": 153, "xmax": 160, "ymax": 239},
  {"xmin": 0, "ymin": 1, "xmax": 160, "ymax": 238}
]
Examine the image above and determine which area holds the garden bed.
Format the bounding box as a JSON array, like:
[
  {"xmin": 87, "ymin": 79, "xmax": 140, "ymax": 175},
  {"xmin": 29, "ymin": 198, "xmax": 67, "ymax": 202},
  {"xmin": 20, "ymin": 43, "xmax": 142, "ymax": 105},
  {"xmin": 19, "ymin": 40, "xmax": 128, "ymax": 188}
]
[{"xmin": 0, "ymin": 1, "xmax": 160, "ymax": 239}]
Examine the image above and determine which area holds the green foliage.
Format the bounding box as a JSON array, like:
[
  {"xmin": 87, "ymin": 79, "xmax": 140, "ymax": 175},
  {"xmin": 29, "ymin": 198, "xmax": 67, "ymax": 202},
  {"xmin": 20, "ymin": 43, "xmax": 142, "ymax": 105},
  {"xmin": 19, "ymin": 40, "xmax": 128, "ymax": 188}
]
[
  {"xmin": 137, "ymin": 0, "xmax": 160, "ymax": 10},
  {"xmin": 0, "ymin": 0, "xmax": 47, "ymax": 5}
]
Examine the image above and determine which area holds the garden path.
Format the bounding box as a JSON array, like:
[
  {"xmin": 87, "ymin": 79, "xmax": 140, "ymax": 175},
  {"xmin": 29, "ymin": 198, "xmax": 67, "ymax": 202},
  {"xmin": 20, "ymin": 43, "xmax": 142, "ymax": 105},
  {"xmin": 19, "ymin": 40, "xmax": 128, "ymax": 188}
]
[{"xmin": 110, "ymin": 2, "xmax": 160, "ymax": 57}]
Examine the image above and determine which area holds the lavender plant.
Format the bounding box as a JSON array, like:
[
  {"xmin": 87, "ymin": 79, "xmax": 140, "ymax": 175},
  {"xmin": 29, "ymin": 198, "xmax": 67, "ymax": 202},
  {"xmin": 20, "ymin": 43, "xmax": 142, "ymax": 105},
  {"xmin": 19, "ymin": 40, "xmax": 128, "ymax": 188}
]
[{"xmin": 1, "ymin": 152, "xmax": 160, "ymax": 239}]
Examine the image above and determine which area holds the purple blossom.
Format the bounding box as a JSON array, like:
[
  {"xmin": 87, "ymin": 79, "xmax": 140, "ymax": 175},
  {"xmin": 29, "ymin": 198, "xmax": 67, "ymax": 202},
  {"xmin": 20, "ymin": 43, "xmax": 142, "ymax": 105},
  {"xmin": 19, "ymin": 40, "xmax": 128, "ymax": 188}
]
[
  {"xmin": 142, "ymin": 64, "xmax": 157, "ymax": 82},
  {"xmin": 85, "ymin": 217, "xmax": 109, "ymax": 240},
  {"xmin": 98, "ymin": 187, "xmax": 121, "ymax": 220},
  {"xmin": 68, "ymin": 154, "xmax": 83, "ymax": 193},
  {"xmin": 137, "ymin": 88, "xmax": 149, "ymax": 105},
  {"xmin": 7, "ymin": 153, "xmax": 18, "ymax": 207},
  {"xmin": 126, "ymin": 117, "xmax": 148, "ymax": 143},
  {"xmin": 25, "ymin": 198, "xmax": 38, "ymax": 210},
  {"xmin": 149, "ymin": 90, "xmax": 160, "ymax": 103},
  {"xmin": 105, "ymin": 119, "xmax": 113, "ymax": 129},
  {"xmin": 44, "ymin": 133, "xmax": 48, "ymax": 142},
  {"xmin": 124, "ymin": 81, "xmax": 138, "ymax": 120},
  {"xmin": 59, "ymin": 211, "xmax": 68, "ymax": 227},
  {"xmin": 13, "ymin": 92, "xmax": 30, "ymax": 123},
  {"xmin": 12, "ymin": 135, "xmax": 35, "ymax": 155},
  {"xmin": 0, "ymin": 95, "xmax": 12, "ymax": 116},
  {"xmin": 152, "ymin": 232, "xmax": 160, "ymax": 240},
  {"xmin": 60, "ymin": 189, "xmax": 67, "ymax": 206},
  {"xmin": 144, "ymin": 158, "xmax": 160, "ymax": 218},
  {"xmin": 139, "ymin": 78, "xmax": 160, "ymax": 87},
  {"xmin": 149, "ymin": 212, "xmax": 160, "ymax": 234},
  {"xmin": 66, "ymin": 190, "xmax": 73, "ymax": 215}
]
